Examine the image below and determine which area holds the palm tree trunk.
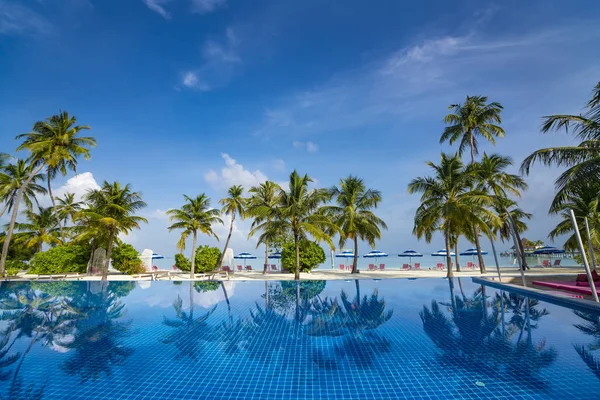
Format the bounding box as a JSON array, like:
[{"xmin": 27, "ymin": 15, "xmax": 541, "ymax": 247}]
[
  {"xmin": 0, "ymin": 201, "xmax": 8, "ymax": 219},
  {"xmin": 0, "ymin": 164, "xmax": 45, "ymax": 274},
  {"xmin": 454, "ymin": 240, "xmax": 461, "ymax": 272},
  {"xmin": 457, "ymin": 277, "xmax": 466, "ymax": 300},
  {"xmin": 221, "ymin": 282, "xmax": 232, "ymax": 323},
  {"xmin": 263, "ymin": 241, "xmax": 269, "ymax": 274},
  {"xmin": 294, "ymin": 233, "xmax": 300, "ymax": 281},
  {"xmin": 351, "ymin": 236, "xmax": 359, "ymax": 274},
  {"xmin": 102, "ymin": 230, "xmax": 115, "ymax": 281},
  {"xmin": 295, "ymin": 280, "xmax": 300, "ymax": 321},
  {"xmin": 218, "ymin": 214, "xmax": 235, "ymax": 269},
  {"xmin": 448, "ymin": 277, "xmax": 457, "ymax": 313},
  {"xmin": 473, "ymin": 226, "xmax": 486, "ymax": 273},
  {"xmin": 489, "ymin": 233, "xmax": 502, "ymax": 281},
  {"xmin": 190, "ymin": 231, "xmax": 198, "ymax": 279},
  {"xmin": 445, "ymin": 228, "xmax": 453, "ymax": 278},
  {"xmin": 47, "ymin": 172, "xmax": 65, "ymax": 242},
  {"xmin": 354, "ymin": 279, "xmax": 361, "ymax": 306}
]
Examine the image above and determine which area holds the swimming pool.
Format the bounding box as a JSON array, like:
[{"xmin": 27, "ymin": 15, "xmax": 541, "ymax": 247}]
[{"xmin": 1, "ymin": 278, "xmax": 599, "ymax": 399}]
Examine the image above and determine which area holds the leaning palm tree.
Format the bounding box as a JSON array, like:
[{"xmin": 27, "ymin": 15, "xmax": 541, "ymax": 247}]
[
  {"xmin": 408, "ymin": 153, "xmax": 494, "ymax": 276},
  {"xmin": 270, "ymin": 171, "xmax": 336, "ymax": 280},
  {"xmin": 441, "ymin": 97, "xmax": 505, "ymax": 271},
  {"xmin": 167, "ymin": 194, "xmax": 222, "ymax": 278},
  {"xmin": 16, "ymin": 111, "xmax": 95, "ymax": 242},
  {"xmin": 0, "ymin": 159, "xmax": 47, "ymax": 219},
  {"xmin": 55, "ymin": 192, "xmax": 82, "ymax": 226},
  {"xmin": 11, "ymin": 206, "xmax": 62, "ymax": 253},
  {"xmin": 324, "ymin": 176, "xmax": 387, "ymax": 274},
  {"xmin": 81, "ymin": 181, "xmax": 147, "ymax": 280},
  {"xmin": 247, "ymin": 181, "xmax": 282, "ymax": 274},
  {"xmin": 217, "ymin": 185, "xmax": 246, "ymax": 269},
  {"xmin": 521, "ymin": 82, "xmax": 600, "ymax": 201}
]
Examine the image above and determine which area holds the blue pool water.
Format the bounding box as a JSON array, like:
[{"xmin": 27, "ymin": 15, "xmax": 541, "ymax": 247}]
[{"xmin": 1, "ymin": 278, "xmax": 599, "ymax": 399}]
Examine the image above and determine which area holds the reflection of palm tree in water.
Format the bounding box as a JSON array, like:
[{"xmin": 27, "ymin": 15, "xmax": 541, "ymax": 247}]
[
  {"xmin": 60, "ymin": 283, "xmax": 134, "ymax": 382},
  {"xmin": 421, "ymin": 280, "xmax": 555, "ymax": 389},
  {"xmin": 161, "ymin": 281, "xmax": 216, "ymax": 360},
  {"xmin": 573, "ymin": 310, "xmax": 600, "ymax": 380}
]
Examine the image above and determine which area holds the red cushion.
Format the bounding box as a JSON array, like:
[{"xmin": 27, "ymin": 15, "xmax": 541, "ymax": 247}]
[
  {"xmin": 593, "ymin": 270, "xmax": 600, "ymax": 282},
  {"xmin": 576, "ymin": 274, "xmax": 588, "ymax": 282}
]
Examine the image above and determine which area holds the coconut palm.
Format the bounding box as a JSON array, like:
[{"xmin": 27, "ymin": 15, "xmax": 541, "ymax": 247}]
[
  {"xmin": 167, "ymin": 194, "xmax": 222, "ymax": 278},
  {"xmin": 55, "ymin": 192, "xmax": 82, "ymax": 226},
  {"xmin": 11, "ymin": 206, "xmax": 62, "ymax": 253},
  {"xmin": 324, "ymin": 176, "xmax": 387, "ymax": 274},
  {"xmin": 82, "ymin": 181, "xmax": 147, "ymax": 280},
  {"xmin": 247, "ymin": 181, "xmax": 281, "ymax": 274},
  {"xmin": 487, "ymin": 198, "xmax": 532, "ymax": 271},
  {"xmin": 0, "ymin": 160, "xmax": 46, "ymax": 219},
  {"xmin": 521, "ymin": 82, "xmax": 600, "ymax": 199},
  {"xmin": 16, "ymin": 111, "xmax": 95, "ymax": 242},
  {"xmin": 408, "ymin": 153, "xmax": 494, "ymax": 276},
  {"xmin": 270, "ymin": 171, "xmax": 335, "ymax": 280},
  {"xmin": 441, "ymin": 97, "xmax": 505, "ymax": 271},
  {"xmin": 217, "ymin": 185, "xmax": 246, "ymax": 269}
]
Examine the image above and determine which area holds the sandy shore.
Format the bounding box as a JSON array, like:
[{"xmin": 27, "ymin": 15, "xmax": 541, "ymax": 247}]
[{"xmin": 8, "ymin": 266, "xmax": 586, "ymax": 281}]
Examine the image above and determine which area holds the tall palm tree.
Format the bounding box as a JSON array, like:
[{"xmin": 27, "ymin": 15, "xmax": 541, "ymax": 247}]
[
  {"xmin": 82, "ymin": 181, "xmax": 147, "ymax": 280},
  {"xmin": 217, "ymin": 185, "xmax": 246, "ymax": 269},
  {"xmin": 440, "ymin": 97, "xmax": 505, "ymax": 271},
  {"xmin": 0, "ymin": 160, "xmax": 47, "ymax": 219},
  {"xmin": 408, "ymin": 153, "xmax": 494, "ymax": 277},
  {"xmin": 11, "ymin": 206, "xmax": 62, "ymax": 252},
  {"xmin": 167, "ymin": 194, "xmax": 222, "ymax": 278},
  {"xmin": 521, "ymin": 82, "xmax": 600, "ymax": 199},
  {"xmin": 473, "ymin": 153, "xmax": 529, "ymax": 270},
  {"xmin": 324, "ymin": 176, "xmax": 387, "ymax": 274},
  {"xmin": 247, "ymin": 181, "xmax": 281, "ymax": 274},
  {"xmin": 55, "ymin": 192, "xmax": 82, "ymax": 226},
  {"xmin": 270, "ymin": 171, "xmax": 335, "ymax": 280},
  {"xmin": 16, "ymin": 111, "xmax": 95, "ymax": 242}
]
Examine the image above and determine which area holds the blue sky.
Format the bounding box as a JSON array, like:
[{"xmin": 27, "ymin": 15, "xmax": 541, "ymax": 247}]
[{"xmin": 1, "ymin": 0, "xmax": 600, "ymax": 261}]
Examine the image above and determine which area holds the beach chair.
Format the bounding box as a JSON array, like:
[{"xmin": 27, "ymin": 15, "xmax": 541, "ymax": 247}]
[
  {"xmin": 368, "ymin": 264, "xmax": 375, "ymax": 270},
  {"xmin": 222, "ymin": 266, "xmax": 232, "ymax": 273},
  {"xmin": 402, "ymin": 264, "xmax": 410, "ymax": 270},
  {"xmin": 237, "ymin": 265, "xmax": 243, "ymax": 271},
  {"xmin": 553, "ymin": 259, "xmax": 561, "ymax": 267},
  {"xmin": 414, "ymin": 263, "xmax": 421, "ymax": 270},
  {"xmin": 466, "ymin": 262, "xmax": 474, "ymax": 270},
  {"xmin": 436, "ymin": 263, "xmax": 444, "ymax": 270},
  {"xmin": 246, "ymin": 265, "xmax": 253, "ymax": 271},
  {"xmin": 541, "ymin": 260, "xmax": 550, "ymax": 268},
  {"xmin": 339, "ymin": 264, "xmax": 345, "ymax": 270},
  {"xmin": 271, "ymin": 264, "xmax": 277, "ymax": 271},
  {"xmin": 379, "ymin": 264, "xmax": 385, "ymax": 270}
]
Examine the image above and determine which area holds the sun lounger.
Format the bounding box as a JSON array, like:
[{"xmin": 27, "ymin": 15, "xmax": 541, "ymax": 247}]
[
  {"xmin": 339, "ymin": 264, "xmax": 345, "ymax": 270},
  {"xmin": 237, "ymin": 265, "xmax": 243, "ymax": 271},
  {"xmin": 401, "ymin": 264, "xmax": 410, "ymax": 270},
  {"xmin": 436, "ymin": 263, "xmax": 444, "ymax": 270},
  {"xmin": 271, "ymin": 264, "xmax": 277, "ymax": 271},
  {"xmin": 414, "ymin": 263, "xmax": 421, "ymax": 270},
  {"xmin": 245, "ymin": 266, "xmax": 253, "ymax": 271},
  {"xmin": 379, "ymin": 264, "xmax": 385, "ymax": 270},
  {"xmin": 540, "ymin": 260, "xmax": 550, "ymax": 268},
  {"xmin": 553, "ymin": 259, "xmax": 561, "ymax": 267},
  {"xmin": 368, "ymin": 264, "xmax": 375, "ymax": 271}
]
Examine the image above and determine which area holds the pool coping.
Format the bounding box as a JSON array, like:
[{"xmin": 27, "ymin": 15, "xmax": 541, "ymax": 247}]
[{"xmin": 472, "ymin": 277, "xmax": 600, "ymax": 313}]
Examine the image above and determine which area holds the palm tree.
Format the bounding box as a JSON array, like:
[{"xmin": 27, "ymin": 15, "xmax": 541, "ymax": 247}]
[
  {"xmin": 11, "ymin": 206, "xmax": 61, "ymax": 253},
  {"xmin": 521, "ymin": 82, "xmax": 600, "ymax": 200},
  {"xmin": 167, "ymin": 194, "xmax": 222, "ymax": 278},
  {"xmin": 55, "ymin": 192, "xmax": 82, "ymax": 226},
  {"xmin": 408, "ymin": 153, "xmax": 494, "ymax": 276},
  {"xmin": 270, "ymin": 171, "xmax": 335, "ymax": 280},
  {"xmin": 473, "ymin": 153, "xmax": 529, "ymax": 270},
  {"xmin": 440, "ymin": 97, "xmax": 505, "ymax": 271},
  {"xmin": 217, "ymin": 185, "xmax": 246, "ymax": 269},
  {"xmin": 0, "ymin": 159, "xmax": 47, "ymax": 219},
  {"xmin": 16, "ymin": 111, "xmax": 95, "ymax": 242},
  {"xmin": 487, "ymin": 198, "xmax": 532, "ymax": 271},
  {"xmin": 82, "ymin": 181, "xmax": 147, "ymax": 280},
  {"xmin": 324, "ymin": 176, "xmax": 387, "ymax": 274},
  {"xmin": 247, "ymin": 181, "xmax": 281, "ymax": 274}
]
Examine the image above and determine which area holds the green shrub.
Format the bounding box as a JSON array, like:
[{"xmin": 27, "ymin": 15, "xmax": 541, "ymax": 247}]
[
  {"xmin": 29, "ymin": 245, "xmax": 90, "ymax": 274},
  {"xmin": 111, "ymin": 243, "xmax": 145, "ymax": 275},
  {"xmin": 174, "ymin": 253, "xmax": 191, "ymax": 272},
  {"xmin": 194, "ymin": 245, "xmax": 221, "ymax": 273},
  {"xmin": 6, "ymin": 259, "xmax": 27, "ymax": 275},
  {"xmin": 194, "ymin": 281, "xmax": 220, "ymax": 292},
  {"xmin": 281, "ymin": 240, "xmax": 326, "ymax": 273}
]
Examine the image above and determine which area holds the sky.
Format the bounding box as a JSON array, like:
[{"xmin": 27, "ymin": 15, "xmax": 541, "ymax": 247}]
[{"xmin": 1, "ymin": 0, "xmax": 600, "ymax": 261}]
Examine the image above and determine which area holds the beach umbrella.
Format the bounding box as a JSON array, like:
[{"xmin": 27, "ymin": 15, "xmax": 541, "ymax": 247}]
[
  {"xmin": 363, "ymin": 250, "xmax": 388, "ymax": 264},
  {"xmin": 431, "ymin": 249, "xmax": 456, "ymax": 257},
  {"xmin": 335, "ymin": 250, "xmax": 356, "ymax": 259},
  {"xmin": 459, "ymin": 248, "xmax": 488, "ymax": 256},
  {"xmin": 268, "ymin": 251, "xmax": 282, "ymax": 259},
  {"xmin": 151, "ymin": 253, "xmax": 165, "ymax": 259},
  {"xmin": 234, "ymin": 252, "xmax": 257, "ymax": 268},
  {"xmin": 398, "ymin": 249, "xmax": 423, "ymax": 265},
  {"xmin": 532, "ymin": 245, "xmax": 564, "ymax": 255}
]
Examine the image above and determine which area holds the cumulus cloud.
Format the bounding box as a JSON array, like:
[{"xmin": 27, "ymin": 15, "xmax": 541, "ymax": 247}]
[
  {"xmin": 204, "ymin": 153, "xmax": 268, "ymax": 190},
  {"xmin": 191, "ymin": 0, "xmax": 226, "ymax": 14},
  {"xmin": 292, "ymin": 141, "xmax": 318, "ymax": 153},
  {"xmin": 38, "ymin": 172, "xmax": 100, "ymax": 206},
  {"xmin": 143, "ymin": 0, "xmax": 172, "ymax": 19}
]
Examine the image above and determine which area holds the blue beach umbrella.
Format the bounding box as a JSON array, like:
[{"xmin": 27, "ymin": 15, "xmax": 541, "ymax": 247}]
[
  {"xmin": 268, "ymin": 251, "xmax": 282, "ymax": 259},
  {"xmin": 363, "ymin": 250, "xmax": 389, "ymax": 264},
  {"xmin": 234, "ymin": 252, "xmax": 258, "ymax": 267},
  {"xmin": 459, "ymin": 248, "xmax": 488, "ymax": 256},
  {"xmin": 398, "ymin": 249, "xmax": 423, "ymax": 265},
  {"xmin": 335, "ymin": 250, "xmax": 356, "ymax": 259},
  {"xmin": 431, "ymin": 249, "xmax": 456, "ymax": 257},
  {"xmin": 151, "ymin": 253, "xmax": 165, "ymax": 259}
]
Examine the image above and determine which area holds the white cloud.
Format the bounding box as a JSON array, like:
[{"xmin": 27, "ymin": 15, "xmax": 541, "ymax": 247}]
[
  {"xmin": 0, "ymin": 1, "xmax": 53, "ymax": 36},
  {"xmin": 181, "ymin": 71, "xmax": 210, "ymax": 90},
  {"xmin": 204, "ymin": 153, "xmax": 268, "ymax": 190},
  {"xmin": 191, "ymin": 0, "xmax": 226, "ymax": 14},
  {"xmin": 143, "ymin": 0, "xmax": 171, "ymax": 19},
  {"xmin": 53, "ymin": 172, "xmax": 101, "ymax": 203},
  {"xmin": 292, "ymin": 141, "xmax": 318, "ymax": 153}
]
